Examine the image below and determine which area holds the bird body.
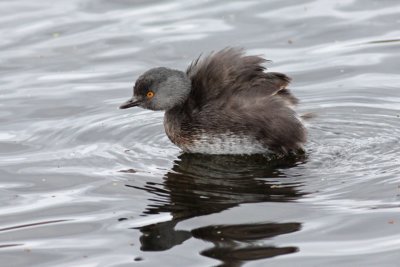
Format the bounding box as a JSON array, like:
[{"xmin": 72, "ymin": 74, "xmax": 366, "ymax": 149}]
[{"xmin": 120, "ymin": 48, "xmax": 306, "ymax": 155}]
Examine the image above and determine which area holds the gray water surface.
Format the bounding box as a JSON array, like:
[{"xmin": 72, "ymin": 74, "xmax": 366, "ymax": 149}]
[{"xmin": 1, "ymin": 0, "xmax": 400, "ymax": 266}]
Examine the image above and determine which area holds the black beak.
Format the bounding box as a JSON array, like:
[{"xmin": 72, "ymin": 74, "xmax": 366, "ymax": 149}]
[{"xmin": 119, "ymin": 98, "xmax": 141, "ymax": 109}]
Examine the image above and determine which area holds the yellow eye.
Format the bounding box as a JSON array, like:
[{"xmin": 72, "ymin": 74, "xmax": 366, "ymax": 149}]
[{"xmin": 146, "ymin": 91, "xmax": 154, "ymax": 99}]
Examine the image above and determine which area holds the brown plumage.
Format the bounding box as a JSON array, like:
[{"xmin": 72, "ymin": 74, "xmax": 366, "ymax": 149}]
[{"xmin": 120, "ymin": 47, "xmax": 307, "ymax": 155}]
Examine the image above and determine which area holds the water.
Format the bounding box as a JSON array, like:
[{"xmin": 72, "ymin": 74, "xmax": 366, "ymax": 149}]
[{"xmin": 1, "ymin": 0, "xmax": 400, "ymax": 266}]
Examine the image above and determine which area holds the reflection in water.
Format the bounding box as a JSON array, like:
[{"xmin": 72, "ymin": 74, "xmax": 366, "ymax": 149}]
[
  {"xmin": 126, "ymin": 153, "xmax": 307, "ymax": 265},
  {"xmin": 193, "ymin": 223, "xmax": 300, "ymax": 267}
]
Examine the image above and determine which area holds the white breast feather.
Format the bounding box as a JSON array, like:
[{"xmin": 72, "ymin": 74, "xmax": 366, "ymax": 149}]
[{"xmin": 182, "ymin": 133, "xmax": 268, "ymax": 155}]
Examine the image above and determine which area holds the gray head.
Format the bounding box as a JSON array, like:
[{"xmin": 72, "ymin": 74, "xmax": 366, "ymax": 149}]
[{"xmin": 119, "ymin": 67, "xmax": 191, "ymax": 111}]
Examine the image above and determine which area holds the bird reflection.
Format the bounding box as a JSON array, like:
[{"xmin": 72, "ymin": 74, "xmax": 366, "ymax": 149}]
[
  {"xmin": 193, "ymin": 222, "xmax": 300, "ymax": 267},
  {"xmin": 125, "ymin": 153, "xmax": 307, "ymax": 265}
]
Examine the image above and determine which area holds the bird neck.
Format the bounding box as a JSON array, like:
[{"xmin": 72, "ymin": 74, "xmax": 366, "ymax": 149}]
[{"xmin": 163, "ymin": 71, "xmax": 192, "ymax": 111}]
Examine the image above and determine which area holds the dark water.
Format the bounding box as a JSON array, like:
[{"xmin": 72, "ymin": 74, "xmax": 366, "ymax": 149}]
[{"xmin": 1, "ymin": 0, "xmax": 400, "ymax": 266}]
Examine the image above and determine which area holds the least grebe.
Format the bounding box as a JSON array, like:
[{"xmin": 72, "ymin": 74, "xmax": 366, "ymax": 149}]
[{"xmin": 120, "ymin": 48, "xmax": 306, "ymax": 155}]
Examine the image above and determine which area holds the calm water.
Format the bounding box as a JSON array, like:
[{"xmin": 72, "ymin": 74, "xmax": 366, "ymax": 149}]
[{"xmin": 1, "ymin": 0, "xmax": 400, "ymax": 266}]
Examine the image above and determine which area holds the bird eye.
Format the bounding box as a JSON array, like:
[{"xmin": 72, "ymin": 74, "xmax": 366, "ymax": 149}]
[{"xmin": 146, "ymin": 91, "xmax": 154, "ymax": 99}]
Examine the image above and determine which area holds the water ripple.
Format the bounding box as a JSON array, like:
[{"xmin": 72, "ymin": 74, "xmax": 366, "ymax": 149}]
[{"xmin": 1, "ymin": 0, "xmax": 400, "ymax": 266}]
